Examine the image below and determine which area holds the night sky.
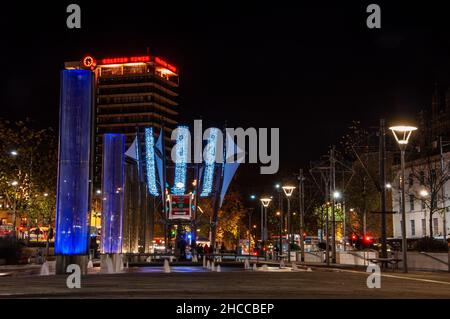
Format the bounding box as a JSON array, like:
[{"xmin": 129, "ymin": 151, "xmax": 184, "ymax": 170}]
[{"xmin": 2, "ymin": 1, "xmax": 450, "ymax": 196}]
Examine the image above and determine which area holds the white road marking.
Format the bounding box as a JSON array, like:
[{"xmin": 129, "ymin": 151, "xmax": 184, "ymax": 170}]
[{"xmin": 323, "ymin": 267, "xmax": 450, "ymax": 285}]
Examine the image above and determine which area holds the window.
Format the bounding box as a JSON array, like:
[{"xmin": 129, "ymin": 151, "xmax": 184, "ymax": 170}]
[
  {"xmin": 410, "ymin": 220, "xmax": 416, "ymax": 236},
  {"xmin": 409, "ymin": 194, "xmax": 415, "ymax": 211},
  {"xmin": 420, "ymin": 171, "xmax": 425, "ymax": 185},
  {"xmin": 433, "ymin": 218, "xmax": 439, "ymax": 236},
  {"xmin": 421, "ymin": 219, "xmax": 426, "ymax": 236},
  {"xmin": 421, "ymin": 199, "xmax": 426, "ymax": 210},
  {"xmin": 408, "ymin": 174, "xmax": 414, "ymax": 187}
]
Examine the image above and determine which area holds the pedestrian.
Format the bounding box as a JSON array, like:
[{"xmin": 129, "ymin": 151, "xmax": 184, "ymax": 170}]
[
  {"xmin": 220, "ymin": 242, "xmax": 226, "ymax": 254},
  {"xmin": 35, "ymin": 248, "xmax": 42, "ymax": 264},
  {"xmin": 191, "ymin": 241, "xmax": 197, "ymax": 260},
  {"xmin": 204, "ymin": 243, "xmax": 209, "ymax": 256}
]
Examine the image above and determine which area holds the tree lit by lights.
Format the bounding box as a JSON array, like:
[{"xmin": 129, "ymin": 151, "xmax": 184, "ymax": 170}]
[
  {"xmin": 200, "ymin": 128, "xmax": 219, "ymax": 197},
  {"xmin": 145, "ymin": 127, "xmax": 159, "ymax": 196}
]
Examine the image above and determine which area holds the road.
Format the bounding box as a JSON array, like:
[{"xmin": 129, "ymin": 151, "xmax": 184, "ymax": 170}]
[{"xmin": 1, "ymin": 266, "xmax": 450, "ymax": 298}]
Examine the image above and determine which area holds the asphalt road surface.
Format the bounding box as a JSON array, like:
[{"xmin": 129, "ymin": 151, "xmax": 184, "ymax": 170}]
[{"xmin": 1, "ymin": 266, "xmax": 450, "ymax": 298}]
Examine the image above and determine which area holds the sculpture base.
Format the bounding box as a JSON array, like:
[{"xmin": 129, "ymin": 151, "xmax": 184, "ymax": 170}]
[{"xmin": 55, "ymin": 255, "xmax": 88, "ymax": 275}]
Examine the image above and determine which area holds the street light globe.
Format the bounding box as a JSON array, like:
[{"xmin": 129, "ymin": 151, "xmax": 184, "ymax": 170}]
[
  {"xmin": 386, "ymin": 183, "xmax": 392, "ymax": 189},
  {"xmin": 282, "ymin": 185, "xmax": 295, "ymax": 197},
  {"xmin": 260, "ymin": 197, "xmax": 272, "ymax": 207},
  {"xmin": 10, "ymin": 150, "xmax": 18, "ymax": 156},
  {"xmin": 276, "ymin": 211, "xmax": 280, "ymax": 216},
  {"xmin": 275, "ymin": 183, "xmax": 281, "ymax": 189},
  {"xmin": 389, "ymin": 125, "xmax": 417, "ymax": 146},
  {"xmin": 420, "ymin": 189, "xmax": 429, "ymax": 197},
  {"xmin": 96, "ymin": 189, "xmax": 101, "ymax": 194},
  {"xmin": 333, "ymin": 191, "xmax": 341, "ymax": 199},
  {"xmin": 250, "ymin": 194, "xmax": 256, "ymax": 200},
  {"xmin": 11, "ymin": 181, "xmax": 18, "ymax": 186},
  {"xmin": 43, "ymin": 193, "xmax": 48, "ymax": 197}
]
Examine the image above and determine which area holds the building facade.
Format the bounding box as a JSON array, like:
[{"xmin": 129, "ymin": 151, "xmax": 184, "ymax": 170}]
[{"xmin": 391, "ymin": 153, "xmax": 450, "ymax": 239}]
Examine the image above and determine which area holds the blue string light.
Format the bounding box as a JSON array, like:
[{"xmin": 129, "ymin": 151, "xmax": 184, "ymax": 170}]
[
  {"xmin": 172, "ymin": 126, "xmax": 189, "ymax": 195},
  {"xmin": 200, "ymin": 128, "xmax": 219, "ymax": 197},
  {"xmin": 145, "ymin": 127, "xmax": 159, "ymax": 196}
]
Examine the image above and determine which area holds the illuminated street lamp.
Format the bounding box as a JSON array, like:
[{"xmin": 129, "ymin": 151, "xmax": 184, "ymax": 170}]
[
  {"xmin": 11, "ymin": 181, "xmax": 18, "ymax": 186},
  {"xmin": 260, "ymin": 198, "xmax": 271, "ymax": 207},
  {"xmin": 386, "ymin": 183, "xmax": 392, "ymax": 189},
  {"xmin": 390, "ymin": 125, "xmax": 417, "ymax": 273},
  {"xmin": 333, "ymin": 191, "xmax": 341, "ymax": 199},
  {"xmin": 419, "ymin": 189, "xmax": 429, "ymax": 198},
  {"xmin": 260, "ymin": 197, "xmax": 271, "ymax": 251},
  {"xmin": 282, "ymin": 186, "xmax": 295, "ymax": 261},
  {"xmin": 10, "ymin": 150, "xmax": 18, "ymax": 156}
]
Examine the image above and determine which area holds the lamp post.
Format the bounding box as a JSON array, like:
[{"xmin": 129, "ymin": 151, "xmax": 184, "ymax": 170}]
[
  {"xmin": 282, "ymin": 186, "xmax": 295, "ymax": 262},
  {"xmin": 276, "ymin": 211, "xmax": 281, "ymax": 258},
  {"xmin": 260, "ymin": 198, "xmax": 271, "ymax": 256},
  {"xmin": 332, "ymin": 190, "xmax": 341, "ymax": 263},
  {"xmin": 248, "ymin": 208, "xmax": 254, "ymax": 256},
  {"xmin": 420, "ymin": 188, "xmax": 430, "ymax": 237},
  {"xmin": 390, "ymin": 125, "xmax": 417, "ymax": 273},
  {"xmin": 298, "ymin": 170, "xmax": 306, "ymax": 262},
  {"xmin": 275, "ymin": 183, "xmax": 283, "ymax": 259},
  {"xmin": 8, "ymin": 181, "xmax": 19, "ymax": 240}
]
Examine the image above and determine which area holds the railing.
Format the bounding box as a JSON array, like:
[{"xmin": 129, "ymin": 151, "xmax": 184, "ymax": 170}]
[{"xmin": 122, "ymin": 252, "xmax": 281, "ymax": 263}]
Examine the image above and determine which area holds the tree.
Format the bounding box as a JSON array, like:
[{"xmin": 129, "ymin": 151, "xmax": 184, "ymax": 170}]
[
  {"xmin": 0, "ymin": 118, "xmax": 57, "ymax": 239},
  {"xmin": 198, "ymin": 186, "xmax": 246, "ymax": 249},
  {"xmin": 340, "ymin": 121, "xmax": 394, "ymax": 238},
  {"xmin": 408, "ymin": 153, "xmax": 450, "ymax": 238}
]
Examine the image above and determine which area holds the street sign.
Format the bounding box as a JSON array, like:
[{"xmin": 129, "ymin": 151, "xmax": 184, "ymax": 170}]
[{"xmin": 168, "ymin": 194, "xmax": 192, "ymax": 220}]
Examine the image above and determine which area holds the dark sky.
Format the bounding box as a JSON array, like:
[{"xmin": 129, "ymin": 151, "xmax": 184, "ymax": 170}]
[{"xmin": 2, "ymin": 1, "xmax": 450, "ymax": 196}]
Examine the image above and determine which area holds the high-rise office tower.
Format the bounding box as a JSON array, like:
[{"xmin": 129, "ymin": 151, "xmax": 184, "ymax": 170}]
[{"xmin": 65, "ymin": 54, "xmax": 179, "ymax": 188}]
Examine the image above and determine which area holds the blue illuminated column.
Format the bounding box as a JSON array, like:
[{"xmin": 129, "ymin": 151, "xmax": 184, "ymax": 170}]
[
  {"xmin": 101, "ymin": 134, "xmax": 125, "ymax": 254},
  {"xmin": 55, "ymin": 70, "xmax": 92, "ymax": 256},
  {"xmin": 172, "ymin": 126, "xmax": 190, "ymax": 195}
]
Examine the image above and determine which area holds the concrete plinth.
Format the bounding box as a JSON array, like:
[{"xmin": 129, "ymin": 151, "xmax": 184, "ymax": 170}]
[{"xmin": 56, "ymin": 255, "xmax": 88, "ymax": 275}]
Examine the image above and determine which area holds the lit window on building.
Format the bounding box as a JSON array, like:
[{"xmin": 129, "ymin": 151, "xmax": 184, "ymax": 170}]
[
  {"xmin": 433, "ymin": 218, "xmax": 439, "ymax": 236},
  {"xmin": 409, "ymin": 194, "xmax": 415, "ymax": 211}
]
